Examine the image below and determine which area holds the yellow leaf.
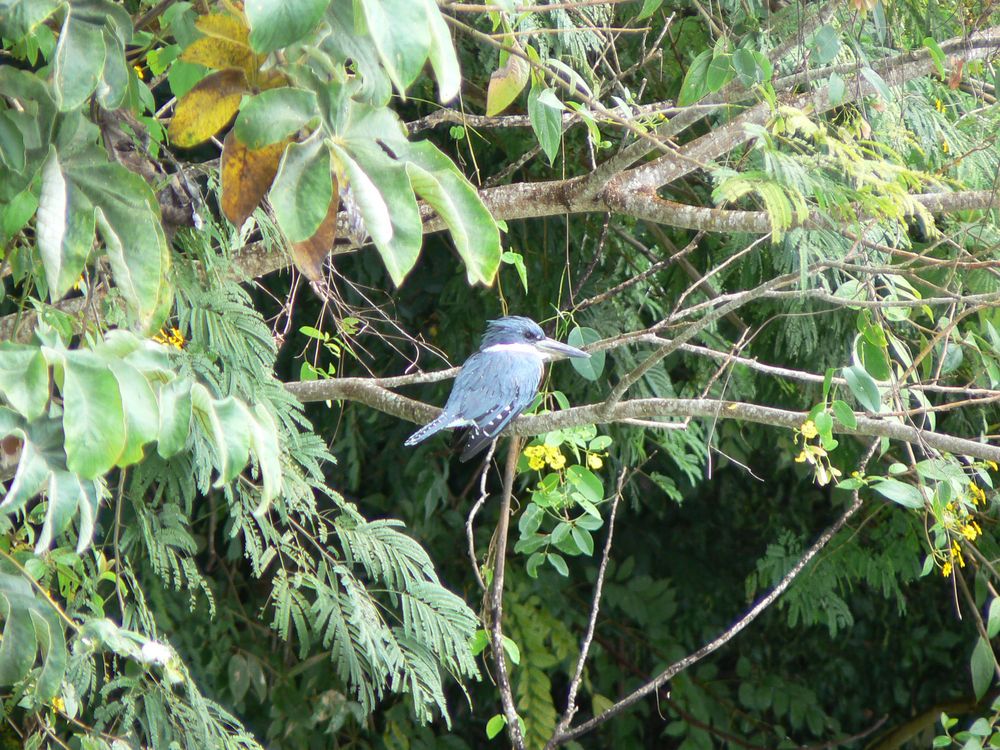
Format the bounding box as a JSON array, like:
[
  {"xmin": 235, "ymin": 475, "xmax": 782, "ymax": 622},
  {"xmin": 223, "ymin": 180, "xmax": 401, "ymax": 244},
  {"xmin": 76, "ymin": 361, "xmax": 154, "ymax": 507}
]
[
  {"xmin": 179, "ymin": 36, "xmax": 253, "ymax": 72},
  {"xmin": 486, "ymin": 55, "xmax": 529, "ymax": 116},
  {"xmin": 169, "ymin": 69, "xmax": 247, "ymax": 148},
  {"xmin": 195, "ymin": 13, "xmax": 250, "ymax": 45},
  {"xmin": 220, "ymin": 130, "xmax": 288, "ymax": 226}
]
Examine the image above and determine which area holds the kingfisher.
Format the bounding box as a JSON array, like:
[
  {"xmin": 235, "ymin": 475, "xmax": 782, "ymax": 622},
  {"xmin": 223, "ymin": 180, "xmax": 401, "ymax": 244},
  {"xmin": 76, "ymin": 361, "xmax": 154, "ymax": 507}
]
[{"xmin": 405, "ymin": 316, "xmax": 590, "ymax": 461}]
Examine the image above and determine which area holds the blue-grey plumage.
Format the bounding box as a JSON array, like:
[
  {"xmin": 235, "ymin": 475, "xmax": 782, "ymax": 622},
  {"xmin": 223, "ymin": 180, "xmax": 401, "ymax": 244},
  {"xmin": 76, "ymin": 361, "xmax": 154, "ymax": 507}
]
[{"xmin": 404, "ymin": 317, "xmax": 590, "ymax": 461}]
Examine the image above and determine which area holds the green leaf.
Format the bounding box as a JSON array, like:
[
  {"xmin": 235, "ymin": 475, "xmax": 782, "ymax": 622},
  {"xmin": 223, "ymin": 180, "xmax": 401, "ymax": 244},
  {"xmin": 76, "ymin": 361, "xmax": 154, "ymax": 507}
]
[
  {"xmin": 810, "ymin": 25, "xmax": 840, "ymax": 64},
  {"xmin": 422, "ymin": 0, "xmax": 460, "ymax": 102},
  {"xmin": 269, "ymin": 135, "xmax": 333, "ymax": 243},
  {"xmin": 923, "ymin": 37, "xmax": 947, "ymax": 78},
  {"xmin": 571, "ymin": 526, "xmax": 594, "ymax": 556},
  {"xmin": 0, "ymin": 0, "xmax": 61, "ymax": 39},
  {"xmin": 988, "ymin": 599, "xmax": 1000, "ymax": 639},
  {"xmin": 358, "ymin": 0, "xmax": 432, "ymax": 98},
  {"xmin": 329, "ymin": 143, "xmax": 398, "ymax": 275},
  {"xmin": 843, "ymin": 365, "xmax": 881, "ymax": 413},
  {"xmin": 548, "ymin": 552, "xmax": 569, "ymax": 577},
  {"xmin": 228, "ymin": 653, "xmax": 251, "ymax": 703},
  {"xmin": 678, "ymin": 49, "xmax": 713, "ymax": 106},
  {"xmin": 636, "ymin": 0, "xmax": 663, "ymax": 20},
  {"xmin": 400, "ymin": 140, "xmax": 500, "ymax": 285},
  {"xmin": 250, "ymin": 405, "xmax": 283, "ymax": 515},
  {"xmin": 501, "ymin": 635, "xmax": 520, "ymax": 665},
  {"xmin": 0, "ymin": 113, "xmax": 26, "ymax": 174},
  {"xmin": 733, "ymin": 48, "xmax": 770, "ymax": 86},
  {"xmin": 518, "ymin": 503, "xmax": 543, "ymax": 536},
  {"xmin": 813, "ymin": 410, "xmax": 834, "ymax": 440},
  {"xmin": 109, "ymin": 361, "xmax": 159, "ymax": 467},
  {"xmin": 567, "ymin": 465, "xmax": 603, "ymax": 504},
  {"xmin": 0, "ymin": 571, "xmax": 67, "ymax": 701},
  {"xmin": 234, "ymin": 88, "xmax": 318, "ymax": 148},
  {"xmin": 73, "ymin": 164, "xmax": 172, "ymax": 333},
  {"xmin": 62, "ymin": 353, "xmax": 126, "ymax": 479},
  {"xmin": 567, "ymin": 327, "xmax": 604, "ymax": 381},
  {"xmin": 350, "ymin": 142, "xmax": 422, "ymax": 287},
  {"xmin": 0, "ymin": 345, "xmax": 48, "ymax": 420},
  {"xmin": 971, "ymin": 636, "xmax": 995, "ymax": 700},
  {"xmin": 157, "ymin": 377, "xmax": 192, "ymax": 458},
  {"xmin": 35, "ymin": 471, "xmax": 83, "ymax": 553},
  {"xmin": 245, "ymin": 0, "xmax": 331, "ymax": 54},
  {"xmin": 528, "ymin": 85, "xmax": 562, "ymax": 165},
  {"xmin": 486, "ymin": 713, "xmax": 507, "ymax": 740},
  {"xmin": 501, "ymin": 251, "xmax": 528, "ymax": 292},
  {"xmin": 859, "ymin": 340, "xmax": 891, "ymax": 381},
  {"xmin": 861, "ymin": 66, "xmax": 894, "ymax": 103},
  {"xmin": 871, "ymin": 478, "xmax": 925, "ymax": 509},
  {"xmin": 705, "ymin": 53, "xmax": 734, "ymax": 92},
  {"xmin": 36, "ymin": 147, "xmax": 94, "ymax": 300},
  {"xmin": 831, "ymin": 400, "xmax": 857, "ymax": 429},
  {"xmin": 199, "ymin": 392, "xmax": 252, "ymax": 486},
  {"xmin": 827, "ymin": 71, "xmax": 846, "ymax": 105},
  {"xmin": 53, "ymin": 8, "xmax": 106, "ymax": 110}
]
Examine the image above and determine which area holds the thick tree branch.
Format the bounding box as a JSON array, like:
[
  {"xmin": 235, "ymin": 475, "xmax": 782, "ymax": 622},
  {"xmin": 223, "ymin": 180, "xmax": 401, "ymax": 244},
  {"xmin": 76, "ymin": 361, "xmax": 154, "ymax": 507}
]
[
  {"xmin": 285, "ymin": 375, "xmax": 1000, "ymax": 462},
  {"xmin": 229, "ymin": 27, "xmax": 1000, "ymax": 282}
]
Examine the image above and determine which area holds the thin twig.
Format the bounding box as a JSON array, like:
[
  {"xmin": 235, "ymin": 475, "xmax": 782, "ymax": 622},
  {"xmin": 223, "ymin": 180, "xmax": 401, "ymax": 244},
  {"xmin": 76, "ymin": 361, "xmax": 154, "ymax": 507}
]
[
  {"xmin": 467, "ymin": 441, "xmax": 498, "ymax": 592},
  {"xmin": 489, "ymin": 436, "xmax": 526, "ymax": 750},
  {"xmin": 548, "ymin": 468, "xmax": 627, "ymax": 748},
  {"xmin": 550, "ymin": 441, "xmax": 879, "ymax": 746}
]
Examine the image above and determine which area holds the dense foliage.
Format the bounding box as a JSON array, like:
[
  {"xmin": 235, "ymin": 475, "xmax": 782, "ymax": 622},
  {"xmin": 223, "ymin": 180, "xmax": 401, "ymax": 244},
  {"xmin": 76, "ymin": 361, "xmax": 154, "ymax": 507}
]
[{"xmin": 1, "ymin": 0, "xmax": 1000, "ymax": 748}]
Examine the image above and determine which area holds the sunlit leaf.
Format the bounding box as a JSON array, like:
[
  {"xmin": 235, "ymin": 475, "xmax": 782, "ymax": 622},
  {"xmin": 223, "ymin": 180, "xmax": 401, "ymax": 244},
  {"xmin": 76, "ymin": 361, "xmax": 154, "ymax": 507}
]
[
  {"xmin": 269, "ymin": 135, "xmax": 333, "ymax": 243},
  {"xmin": 168, "ymin": 68, "xmax": 247, "ymax": 148},
  {"xmin": 486, "ymin": 54, "xmax": 529, "ymax": 116},
  {"xmin": 220, "ymin": 131, "xmax": 288, "ymax": 227},
  {"xmin": 246, "ymin": 0, "xmax": 330, "ymax": 54}
]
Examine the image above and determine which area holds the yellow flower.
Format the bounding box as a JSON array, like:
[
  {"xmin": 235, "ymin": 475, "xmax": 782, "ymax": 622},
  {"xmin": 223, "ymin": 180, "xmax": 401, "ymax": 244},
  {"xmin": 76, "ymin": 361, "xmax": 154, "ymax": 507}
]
[
  {"xmin": 942, "ymin": 139, "xmax": 950, "ymax": 154},
  {"xmin": 51, "ymin": 696, "xmax": 65, "ymax": 712},
  {"xmin": 523, "ymin": 445, "xmax": 545, "ymax": 459},
  {"xmin": 960, "ymin": 521, "xmax": 982, "ymax": 541},
  {"xmin": 941, "ymin": 560, "xmax": 953, "ymax": 577},
  {"xmin": 587, "ymin": 454, "xmax": 603, "ymax": 470},
  {"xmin": 800, "ymin": 420, "xmax": 819, "ymax": 440},
  {"xmin": 134, "ymin": 65, "xmax": 144, "ymax": 80},
  {"xmin": 548, "ymin": 451, "xmax": 566, "ymax": 470},
  {"xmin": 969, "ymin": 484, "xmax": 986, "ymax": 506},
  {"xmin": 527, "ymin": 456, "xmax": 545, "ymax": 471},
  {"xmin": 153, "ymin": 328, "xmax": 185, "ymax": 349},
  {"xmin": 935, "ymin": 98, "xmax": 943, "ymax": 112},
  {"xmin": 986, "ymin": 461, "xmax": 998, "ymax": 471},
  {"xmin": 795, "ymin": 450, "xmax": 809, "ymax": 464}
]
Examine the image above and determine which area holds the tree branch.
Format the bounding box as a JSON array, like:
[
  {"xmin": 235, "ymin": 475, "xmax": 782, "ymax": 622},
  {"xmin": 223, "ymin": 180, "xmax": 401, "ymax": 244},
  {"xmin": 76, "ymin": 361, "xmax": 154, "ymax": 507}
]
[
  {"xmin": 285, "ymin": 375, "xmax": 1000, "ymax": 462},
  {"xmin": 489, "ymin": 436, "xmax": 526, "ymax": 750},
  {"xmin": 549, "ymin": 440, "xmax": 878, "ymax": 746}
]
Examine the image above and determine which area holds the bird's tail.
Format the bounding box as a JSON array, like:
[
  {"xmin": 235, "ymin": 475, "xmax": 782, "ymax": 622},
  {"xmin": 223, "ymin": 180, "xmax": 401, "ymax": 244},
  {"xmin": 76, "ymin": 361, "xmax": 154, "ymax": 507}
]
[{"xmin": 404, "ymin": 413, "xmax": 451, "ymax": 446}]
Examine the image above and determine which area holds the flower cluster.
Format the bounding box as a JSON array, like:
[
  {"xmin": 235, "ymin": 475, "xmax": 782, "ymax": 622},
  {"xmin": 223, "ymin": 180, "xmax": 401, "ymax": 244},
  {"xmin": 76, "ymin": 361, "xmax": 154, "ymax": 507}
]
[
  {"xmin": 153, "ymin": 327, "xmax": 185, "ymax": 349},
  {"xmin": 939, "ymin": 489, "xmax": 986, "ymax": 577},
  {"xmin": 524, "ymin": 444, "xmax": 566, "ymax": 471},
  {"xmin": 793, "ymin": 420, "xmax": 841, "ymax": 486}
]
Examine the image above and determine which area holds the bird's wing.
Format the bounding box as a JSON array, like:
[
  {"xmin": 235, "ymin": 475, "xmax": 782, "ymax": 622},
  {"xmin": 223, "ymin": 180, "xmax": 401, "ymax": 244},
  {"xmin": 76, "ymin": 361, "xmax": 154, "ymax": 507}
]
[{"xmin": 454, "ymin": 351, "xmax": 542, "ymax": 461}]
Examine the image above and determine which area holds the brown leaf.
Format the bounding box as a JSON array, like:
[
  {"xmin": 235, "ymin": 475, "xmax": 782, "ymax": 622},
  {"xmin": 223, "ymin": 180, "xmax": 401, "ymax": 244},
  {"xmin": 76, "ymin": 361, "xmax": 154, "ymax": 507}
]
[
  {"xmin": 290, "ymin": 177, "xmax": 340, "ymax": 281},
  {"xmin": 179, "ymin": 35, "xmax": 253, "ymax": 72},
  {"xmin": 948, "ymin": 58, "xmax": 964, "ymax": 90},
  {"xmin": 168, "ymin": 69, "xmax": 247, "ymax": 148},
  {"xmin": 221, "ymin": 130, "xmax": 288, "ymax": 226}
]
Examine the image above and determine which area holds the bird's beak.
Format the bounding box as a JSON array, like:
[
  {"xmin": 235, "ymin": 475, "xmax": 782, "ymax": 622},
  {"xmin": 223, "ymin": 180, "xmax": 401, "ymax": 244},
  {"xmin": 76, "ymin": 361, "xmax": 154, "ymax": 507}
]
[{"xmin": 536, "ymin": 337, "xmax": 590, "ymax": 359}]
